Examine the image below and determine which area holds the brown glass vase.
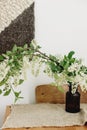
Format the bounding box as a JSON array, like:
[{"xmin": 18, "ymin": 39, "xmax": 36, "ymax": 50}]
[{"xmin": 65, "ymin": 84, "xmax": 80, "ymax": 113}]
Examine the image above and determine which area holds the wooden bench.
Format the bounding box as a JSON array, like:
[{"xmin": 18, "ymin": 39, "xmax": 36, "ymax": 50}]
[{"xmin": 36, "ymin": 84, "xmax": 87, "ymax": 103}]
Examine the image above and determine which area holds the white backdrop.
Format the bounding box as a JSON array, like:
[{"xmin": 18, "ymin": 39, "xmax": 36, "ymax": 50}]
[{"xmin": 0, "ymin": 0, "xmax": 87, "ymax": 128}]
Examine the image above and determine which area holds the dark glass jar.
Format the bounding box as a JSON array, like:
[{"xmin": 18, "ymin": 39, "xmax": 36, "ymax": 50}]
[{"xmin": 65, "ymin": 84, "xmax": 80, "ymax": 113}]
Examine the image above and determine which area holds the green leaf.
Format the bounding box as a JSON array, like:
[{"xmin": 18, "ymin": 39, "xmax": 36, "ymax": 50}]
[
  {"xmin": 64, "ymin": 62, "xmax": 69, "ymax": 69},
  {"xmin": 49, "ymin": 55, "xmax": 57, "ymax": 60},
  {"xmin": 49, "ymin": 62, "xmax": 58, "ymax": 73},
  {"xmin": 19, "ymin": 79, "xmax": 24, "ymax": 85},
  {"xmin": 0, "ymin": 55, "xmax": 4, "ymax": 61},
  {"xmin": 14, "ymin": 96, "xmax": 23, "ymax": 103},
  {"xmin": 51, "ymin": 83, "xmax": 64, "ymax": 93},
  {"xmin": 14, "ymin": 91, "xmax": 23, "ymax": 103},
  {"xmin": 70, "ymin": 58, "xmax": 75, "ymax": 63},
  {"xmin": 30, "ymin": 43, "xmax": 34, "ymax": 49},
  {"xmin": 37, "ymin": 45, "xmax": 41, "ymax": 49},
  {"xmin": 0, "ymin": 79, "xmax": 7, "ymax": 86},
  {"xmin": 17, "ymin": 46, "xmax": 23, "ymax": 51},
  {"xmin": 3, "ymin": 89, "xmax": 11, "ymax": 96},
  {"xmin": 0, "ymin": 89, "xmax": 2, "ymax": 94},
  {"xmin": 12, "ymin": 44, "xmax": 17, "ymax": 52},
  {"xmin": 68, "ymin": 51, "xmax": 75, "ymax": 59},
  {"xmin": 0, "ymin": 75, "xmax": 9, "ymax": 86},
  {"xmin": 24, "ymin": 44, "xmax": 28, "ymax": 49},
  {"xmin": 14, "ymin": 91, "xmax": 21, "ymax": 98},
  {"xmin": 6, "ymin": 51, "xmax": 12, "ymax": 56},
  {"xmin": 57, "ymin": 86, "xmax": 64, "ymax": 93}
]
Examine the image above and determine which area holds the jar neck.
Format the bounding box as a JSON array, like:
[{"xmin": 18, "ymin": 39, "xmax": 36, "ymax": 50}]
[
  {"xmin": 68, "ymin": 83, "xmax": 72, "ymax": 92},
  {"xmin": 68, "ymin": 83, "xmax": 78, "ymax": 93},
  {"xmin": 69, "ymin": 86, "xmax": 72, "ymax": 92}
]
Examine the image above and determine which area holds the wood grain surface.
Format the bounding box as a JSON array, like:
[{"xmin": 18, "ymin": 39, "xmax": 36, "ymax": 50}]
[{"xmin": 35, "ymin": 84, "xmax": 87, "ymax": 103}]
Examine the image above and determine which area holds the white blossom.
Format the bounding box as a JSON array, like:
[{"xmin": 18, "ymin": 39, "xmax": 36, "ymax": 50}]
[
  {"xmin": 22, "ymin": 56, "xmax": 30, "ymax": 80},
  {"xmin": 0, "ymin": 60, "xmax": 10, "ymax": 82},
  {"xmin": 68, "ymin": 63, "xmax": 81, "ymax": 72}
]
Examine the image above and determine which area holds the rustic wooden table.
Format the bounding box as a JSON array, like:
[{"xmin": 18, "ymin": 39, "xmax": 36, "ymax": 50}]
[
  {"xmin": 2, "ymin": 84, "xmax": 87, "ymax": 130},
  {"xmin": 2, "ymin": 106, "xmax": 87, "ymax": 130}
]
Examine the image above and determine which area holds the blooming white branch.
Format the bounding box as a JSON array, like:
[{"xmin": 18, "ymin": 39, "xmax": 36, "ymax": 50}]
[{"xmin": 0, "ymin": 40, "xmax": 87, "ymax": 102}]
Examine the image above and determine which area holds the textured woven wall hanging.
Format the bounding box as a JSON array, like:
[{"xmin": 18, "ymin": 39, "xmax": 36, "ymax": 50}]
[{"xmin": 0, "ymin": 0, "xmax": 35, "ymax": 54}]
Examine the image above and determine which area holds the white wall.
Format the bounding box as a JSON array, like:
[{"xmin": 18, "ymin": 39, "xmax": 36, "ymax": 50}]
[{"xmin": 0, "ymin": 0, "xmax": 87, "ymax": 128}]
